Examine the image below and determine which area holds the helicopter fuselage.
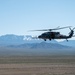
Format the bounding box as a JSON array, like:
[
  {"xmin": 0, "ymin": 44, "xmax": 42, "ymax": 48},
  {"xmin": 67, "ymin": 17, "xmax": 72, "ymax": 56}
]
[{"xmin": 38, "ymin": 31, "xmax": 71, "ymax": 41}]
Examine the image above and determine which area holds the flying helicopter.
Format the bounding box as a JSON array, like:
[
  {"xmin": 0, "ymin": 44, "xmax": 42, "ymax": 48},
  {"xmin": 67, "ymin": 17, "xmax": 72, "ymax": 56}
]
[{"xmin": 30, "ymin": 26, "xmax": 75, "ymax": 41}]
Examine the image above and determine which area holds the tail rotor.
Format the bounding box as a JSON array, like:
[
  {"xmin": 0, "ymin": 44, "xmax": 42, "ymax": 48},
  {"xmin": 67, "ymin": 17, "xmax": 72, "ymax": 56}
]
[{"xmin": 68, "ymin": 27, "xmax": 75, "ymax": 38}]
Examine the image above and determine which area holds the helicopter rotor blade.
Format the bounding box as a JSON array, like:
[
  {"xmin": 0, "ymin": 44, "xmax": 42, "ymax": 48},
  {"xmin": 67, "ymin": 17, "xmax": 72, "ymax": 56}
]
[
  {"xmin": 48, "ymin": 26, "xmax": 71, "ymax": 31},
  {"xmin": 29, "ymin": 26, "xmax": 72, "ymax": 32},
  {"xmin": 28, "ymin": 29, "xmax": 48, "ymax": 32},
  {"xmin": 51, "ymin": 26, "xmax": 72, "ymax": 30}
]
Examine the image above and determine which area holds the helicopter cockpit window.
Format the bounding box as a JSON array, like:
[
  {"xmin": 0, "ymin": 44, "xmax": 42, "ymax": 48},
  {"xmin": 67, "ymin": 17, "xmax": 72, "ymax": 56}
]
[{"xmin": 42, "ymin": 33, "xmax": 46, "ymax": 36}]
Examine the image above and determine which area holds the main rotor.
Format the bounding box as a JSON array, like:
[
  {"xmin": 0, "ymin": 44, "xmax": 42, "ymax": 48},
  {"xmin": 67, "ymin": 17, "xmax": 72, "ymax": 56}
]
[{"xmin": 29, "ymin": 26, "xmax": 72, "ymax": 32}]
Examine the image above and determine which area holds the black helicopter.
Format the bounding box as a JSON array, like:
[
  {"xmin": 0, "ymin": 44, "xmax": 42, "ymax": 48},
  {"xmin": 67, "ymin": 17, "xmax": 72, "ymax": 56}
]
[{"xmin": 30, "ymin": 26, "xmax": 75, "ymax": 41}]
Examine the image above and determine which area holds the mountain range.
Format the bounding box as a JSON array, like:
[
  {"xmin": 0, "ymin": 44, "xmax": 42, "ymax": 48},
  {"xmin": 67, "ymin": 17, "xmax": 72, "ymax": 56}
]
[
  {"xmin": 0, "ymin": 34, "xmax": 75, "ymax": 48},
  {"xmin": 0, "ymin": 34, "xmax": 75, "ymax": 56}
]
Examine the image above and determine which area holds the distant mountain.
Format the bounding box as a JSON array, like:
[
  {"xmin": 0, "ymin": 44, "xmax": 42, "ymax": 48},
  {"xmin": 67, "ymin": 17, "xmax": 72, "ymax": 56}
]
[
  {"xmin": 0, "ymin": 34, "xmax": 25, "ymax": 46},
  {"xmin": 8, "ymin": 42, "xmax": 71, "ymax": 49},
  {"xmin": 0, "ymin": 34, "xmax": 40, "ymax": 46},
  {"xmin": 0, "ymin": 34, "xmax": 57, "ymax": 46},
  {"xmin": 6, "ymin": 42, "xmax": 74, "ymax": 56},
  {"xmin": 0, "ymin": 34, "xmax": 75, "ymax": 48},
  {"xmin": 0, "ymin": 34, "xmax": 75, "ymax": 56},
  {"xmin": 31, "ymin": 42, "xmax": 71, "ymax": 49},
  {"xmin": 59, "ymin": 40, "xmax": 75, "ymax": 47}
]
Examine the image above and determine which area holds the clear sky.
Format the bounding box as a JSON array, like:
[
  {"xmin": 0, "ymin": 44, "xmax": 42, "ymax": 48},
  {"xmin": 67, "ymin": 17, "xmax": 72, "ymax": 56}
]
[{"xmin": 0, "ymin": 0, "xmax": 75, "ymax": 38}]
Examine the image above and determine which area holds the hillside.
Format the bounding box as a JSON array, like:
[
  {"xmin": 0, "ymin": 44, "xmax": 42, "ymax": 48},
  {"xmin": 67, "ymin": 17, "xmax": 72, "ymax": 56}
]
[
  {"xmin": 0, "ymin": 34, "xmax": 74, "ymax": 56},
  {"xmin": 0, "ymin": 34, "xmax": 75, "ymax": 48}
]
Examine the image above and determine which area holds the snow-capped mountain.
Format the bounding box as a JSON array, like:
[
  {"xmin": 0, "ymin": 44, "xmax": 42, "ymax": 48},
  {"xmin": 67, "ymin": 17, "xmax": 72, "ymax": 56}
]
[
  {"xmin": 0, "ymin": 34, "xmax": 75, "ymax": 48},
  {"xmin": 0, "ymin": 34, "xmax": 74, "ymax": 56},
  {"xmin": 0, "ymin": 34, "xmax": 25, "ymax": 46},
  {"xmin": 0, "ymin": 34, "xmax": 57, "ymax": 46}
]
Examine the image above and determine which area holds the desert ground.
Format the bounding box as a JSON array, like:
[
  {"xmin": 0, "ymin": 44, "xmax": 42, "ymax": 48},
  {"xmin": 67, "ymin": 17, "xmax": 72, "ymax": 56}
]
[{"xmin": 0, "ymin": 55, "xmax": 75, "ymax": 75}]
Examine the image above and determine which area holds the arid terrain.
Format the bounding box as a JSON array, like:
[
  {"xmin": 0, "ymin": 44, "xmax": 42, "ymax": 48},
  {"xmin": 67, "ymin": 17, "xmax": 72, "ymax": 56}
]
[{"xmin": 0, "ymin": 55, "xmax": 75, "ymax": 75}]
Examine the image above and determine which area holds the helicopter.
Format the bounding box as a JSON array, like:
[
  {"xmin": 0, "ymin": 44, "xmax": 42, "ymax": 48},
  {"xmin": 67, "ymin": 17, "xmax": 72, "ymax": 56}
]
[{"xmin": 30, "ymin": 26, "xmax": 75, "ymax": 41}]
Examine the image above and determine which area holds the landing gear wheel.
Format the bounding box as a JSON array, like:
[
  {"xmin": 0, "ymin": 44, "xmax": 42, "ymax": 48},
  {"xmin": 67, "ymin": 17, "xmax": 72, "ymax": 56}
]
[{"xmin": 44, "ymin": 39, "xmax": 46, "ymax": 41}]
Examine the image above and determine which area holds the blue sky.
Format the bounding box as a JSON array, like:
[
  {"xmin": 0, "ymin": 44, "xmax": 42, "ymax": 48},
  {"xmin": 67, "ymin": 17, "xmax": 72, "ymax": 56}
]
[{"xmin": 0, "ymin": 0, "xmax": 75, "ymax": 38}]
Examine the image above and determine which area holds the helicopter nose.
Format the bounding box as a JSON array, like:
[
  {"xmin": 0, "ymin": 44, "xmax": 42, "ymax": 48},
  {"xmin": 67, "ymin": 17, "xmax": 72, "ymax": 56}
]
[{"xmin": 38, "ymin": 35, "xmax": 42, "ymax": 38}]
